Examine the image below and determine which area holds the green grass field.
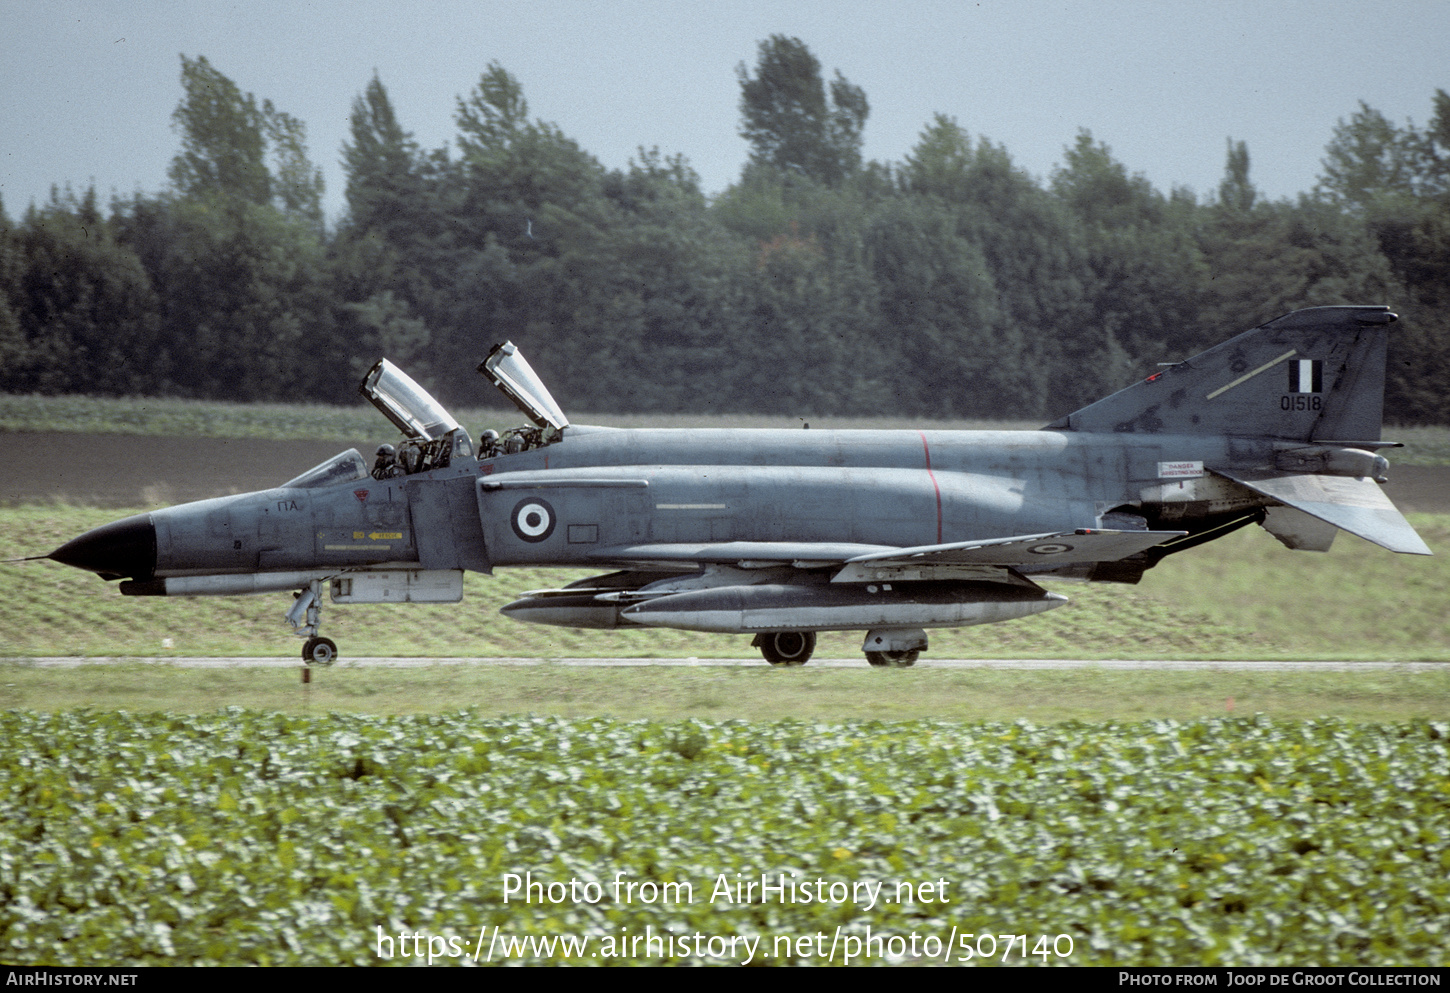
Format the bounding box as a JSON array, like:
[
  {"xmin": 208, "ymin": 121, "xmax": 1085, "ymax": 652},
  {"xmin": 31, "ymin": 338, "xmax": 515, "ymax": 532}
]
[
  {"xmin": 3, "ymin": 505, "xmax": 1447, "ymax": 722},
  {"xmin": 2, "ymin": 661, "xmax": 1447, "ymax": 723},
  {"xmin": 5, "ymin": 506, "xmax": 1446, "ymax": 663},
  {"xmin": 3, "ymin": 396, "xmax": 1445, "ymax": 720}
]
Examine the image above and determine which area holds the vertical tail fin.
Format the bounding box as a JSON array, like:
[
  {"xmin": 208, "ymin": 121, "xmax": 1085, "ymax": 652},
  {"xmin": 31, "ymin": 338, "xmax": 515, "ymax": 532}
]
[
  {"xmin": 1048, "ymin": 305, "xmax": 1396, "ymax": 442},
  {"xmin": 1050, "ymin": 305, "xmax": 1430, "ymax": 556}
]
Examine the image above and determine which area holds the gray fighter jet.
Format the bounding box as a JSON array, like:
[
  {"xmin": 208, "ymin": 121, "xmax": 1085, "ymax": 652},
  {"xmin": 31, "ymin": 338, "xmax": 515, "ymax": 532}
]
[{"xmin": 47, "ymin": 305, "xmax": 1430, "ymax": 666}]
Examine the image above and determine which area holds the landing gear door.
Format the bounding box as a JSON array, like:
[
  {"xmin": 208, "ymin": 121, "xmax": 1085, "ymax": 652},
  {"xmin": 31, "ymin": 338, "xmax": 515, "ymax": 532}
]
[{"xmin": 478, "ymin": 342, "xmax": 569, "ymax": 439}]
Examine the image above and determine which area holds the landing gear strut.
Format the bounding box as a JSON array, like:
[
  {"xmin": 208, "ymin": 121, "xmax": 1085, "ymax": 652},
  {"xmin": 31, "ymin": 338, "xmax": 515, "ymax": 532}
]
[
  {"xmin": 753, "ymin": 631, "xmax": 816, "ymax": 666},
  {"xmin": 287, "ymin": 579, "xmax": 339, "ymax": 665}
]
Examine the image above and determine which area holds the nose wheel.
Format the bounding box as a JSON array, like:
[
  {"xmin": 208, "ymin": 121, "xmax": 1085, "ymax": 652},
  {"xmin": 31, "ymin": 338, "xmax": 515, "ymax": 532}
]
[{"xmin": 302, "ymin": 636, "xmax": 338, "ymax": 665}]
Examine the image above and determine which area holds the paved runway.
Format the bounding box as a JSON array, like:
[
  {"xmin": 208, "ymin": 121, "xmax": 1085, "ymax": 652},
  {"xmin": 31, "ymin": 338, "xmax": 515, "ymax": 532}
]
[{"xmin": 10, "ymin": 656, "xmax": 1446, "ymax": 671}]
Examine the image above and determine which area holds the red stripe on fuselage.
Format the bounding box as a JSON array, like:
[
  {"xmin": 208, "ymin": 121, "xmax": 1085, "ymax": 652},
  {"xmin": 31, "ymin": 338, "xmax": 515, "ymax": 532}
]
[{"xmin": 919, "ymin": 431, "xmax": 942, "ymax": 544}]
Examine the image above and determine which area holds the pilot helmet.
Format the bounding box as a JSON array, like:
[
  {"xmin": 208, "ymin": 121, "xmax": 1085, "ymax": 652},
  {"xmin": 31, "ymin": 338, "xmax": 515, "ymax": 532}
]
[{"xmin": 375, "ymin": 444, "xmax": 396, "ymax": 459}]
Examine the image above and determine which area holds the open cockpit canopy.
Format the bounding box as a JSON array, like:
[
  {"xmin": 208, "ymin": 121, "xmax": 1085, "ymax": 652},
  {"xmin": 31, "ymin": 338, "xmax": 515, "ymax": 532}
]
[
  {"xmin": 357, "ymin": 343, "xmax": 568, "ymax": 473},
  {"xmin": 478, "ymin": 341, "xmax": 569, "ymax": 439},
  {"xmin": 360, "ymin": 359, "xmax": 461, "ymax": 442},
  {"xmin": 359, "ymin": 359, "xmax": 474, "ymax": 477}
]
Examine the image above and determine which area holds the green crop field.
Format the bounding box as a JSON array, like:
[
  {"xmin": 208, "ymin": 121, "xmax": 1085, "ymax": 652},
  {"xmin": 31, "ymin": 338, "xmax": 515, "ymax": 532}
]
[{"xmin": 0, "ymin": 710, "xmax": 1445, "ymax": 966}]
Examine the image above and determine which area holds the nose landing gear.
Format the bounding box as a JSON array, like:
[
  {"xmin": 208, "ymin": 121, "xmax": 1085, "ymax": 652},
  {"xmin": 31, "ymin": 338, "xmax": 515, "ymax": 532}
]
[{"xmin": 288, "ymin": 580, "xmax": 339, "ymax": 665}]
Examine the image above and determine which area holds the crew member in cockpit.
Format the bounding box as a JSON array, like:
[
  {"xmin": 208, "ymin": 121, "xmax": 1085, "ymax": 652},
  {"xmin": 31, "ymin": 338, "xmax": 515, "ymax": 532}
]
[
  {"xmin": 372, "ymin": 444, "xmax": 398, "ymax": 480},
  {"xmin": 478, "ymin": 429, "xmax": 500, "ymax": 458}
]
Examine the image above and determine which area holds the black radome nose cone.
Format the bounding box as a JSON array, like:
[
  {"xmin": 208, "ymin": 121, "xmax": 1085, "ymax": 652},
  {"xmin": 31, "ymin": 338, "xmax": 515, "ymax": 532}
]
[{"xmin": 49, "ymin": 513, "xmax": 157, "ymax": 581}]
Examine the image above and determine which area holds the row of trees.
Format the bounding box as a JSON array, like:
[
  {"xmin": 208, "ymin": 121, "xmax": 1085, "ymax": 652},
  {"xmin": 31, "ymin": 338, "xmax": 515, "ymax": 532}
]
[{"xmin": 3, "ymin": 40, "xmax": 1448, "ymax": 423}]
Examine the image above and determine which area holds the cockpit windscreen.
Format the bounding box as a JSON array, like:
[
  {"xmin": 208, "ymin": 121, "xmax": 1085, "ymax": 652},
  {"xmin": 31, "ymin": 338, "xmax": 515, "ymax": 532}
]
[{"xmin": 282, "ymin": 449, "xmax": 369, "ymax": 489}]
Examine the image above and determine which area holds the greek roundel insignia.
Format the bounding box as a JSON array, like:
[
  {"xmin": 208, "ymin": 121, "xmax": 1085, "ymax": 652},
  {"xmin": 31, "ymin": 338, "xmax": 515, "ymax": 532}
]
[
  {"xmin": 1028, "ymin": 542, "xmax": 1073, "ymax": 555},
  {"xmin": 511, "ymin": 498, "xmax": 556, "ymax": 543}
]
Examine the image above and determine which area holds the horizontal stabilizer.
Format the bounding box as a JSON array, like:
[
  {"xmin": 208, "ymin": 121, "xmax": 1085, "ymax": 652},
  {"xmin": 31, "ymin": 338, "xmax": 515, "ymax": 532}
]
[{"xmin": 1214, "ymin": 468, "xmax": 1431, "ymax": 555}]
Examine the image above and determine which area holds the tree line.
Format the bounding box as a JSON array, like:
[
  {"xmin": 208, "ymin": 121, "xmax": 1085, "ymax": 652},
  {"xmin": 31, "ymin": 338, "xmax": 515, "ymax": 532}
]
[{"xmin": 3, "ymin": 39, "xmax": 1448, "ymax": 424}]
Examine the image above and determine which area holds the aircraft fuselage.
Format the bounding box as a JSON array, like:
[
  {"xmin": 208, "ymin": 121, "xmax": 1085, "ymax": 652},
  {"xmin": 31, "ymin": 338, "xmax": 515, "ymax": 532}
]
[{"xmin": 91, "ymin": 427, "xmax": 1268, "ymax": 586}]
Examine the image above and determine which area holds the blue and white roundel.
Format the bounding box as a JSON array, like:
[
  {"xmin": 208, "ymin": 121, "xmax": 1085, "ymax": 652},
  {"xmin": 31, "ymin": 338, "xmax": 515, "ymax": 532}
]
[{"xmin": 511, "ymin": 498, "xmax": 557, "ymax": 542}]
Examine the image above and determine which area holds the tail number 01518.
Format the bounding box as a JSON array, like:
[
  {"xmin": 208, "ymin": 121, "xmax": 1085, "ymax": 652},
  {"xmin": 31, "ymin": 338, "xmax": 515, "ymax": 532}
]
[{"xmin": 1280, "ymin": 395, "xmax": 1322, "ymax": 411}]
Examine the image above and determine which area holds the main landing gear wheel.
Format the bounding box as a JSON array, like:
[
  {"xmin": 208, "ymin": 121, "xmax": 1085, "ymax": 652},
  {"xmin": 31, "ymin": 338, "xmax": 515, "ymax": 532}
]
[
  {"xmin": 865, "ymin": 650, "xmax": 918, "ymax": 668},
  {"xmin": 754, "ymin": 631, "xmax": 816, "ymax": 666},
  {"xmin": 302, "ymin": 636, "xmax": 338, "ymax": 665}
]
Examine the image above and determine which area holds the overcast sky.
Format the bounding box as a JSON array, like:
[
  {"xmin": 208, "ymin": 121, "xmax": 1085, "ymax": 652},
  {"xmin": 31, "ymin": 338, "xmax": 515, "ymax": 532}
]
[{"xmin": 3, "ymin": 0, "xmax": 1447, "ymax": 224}]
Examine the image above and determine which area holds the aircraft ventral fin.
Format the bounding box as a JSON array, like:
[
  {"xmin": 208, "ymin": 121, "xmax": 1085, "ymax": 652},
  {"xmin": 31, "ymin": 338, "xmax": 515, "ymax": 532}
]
[{"xmin": 1212, "ymin": 468, "xmax": 1432, "ymax": 555}]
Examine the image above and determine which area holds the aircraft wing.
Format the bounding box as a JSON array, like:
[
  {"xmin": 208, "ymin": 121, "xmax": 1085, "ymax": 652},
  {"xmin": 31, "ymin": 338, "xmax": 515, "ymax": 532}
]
[
  {"xmin": 841, "ymin": 529, "xmax": 1188, "ymax": 568},
  {"xmin": 829, "ymin": 529, "xmax": 1186, "ymax": 582},
  {"xmin": 589, "ymin": 529, "xmax": 1186, "ymax": 583},
  {"xmin": 1212, "ymin": 468, "xmax": 1431, "ymax": 555}
]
